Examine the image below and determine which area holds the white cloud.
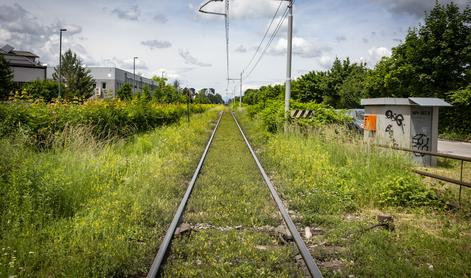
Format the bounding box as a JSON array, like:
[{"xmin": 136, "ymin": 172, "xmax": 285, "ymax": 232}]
[
  {"xmin": 367, "ymin": 46, "xmax": 391, "ymax": 65},
  {"xmin": 197, "ymin": 0, "xmax": 281, "ymax": 19},
  {"xmin": 105, "ymin": 57, "xmax": 148, "ymax": 71},
  {"xmin": 371, "ymin": 0, "xmax": 469, "ymax": 17},
  {"xmin": 141, "ymin": 40, "xmax": 172, "ymax": 49},
  {"xmin": 111, "ymin": 5, "xmax": 140, "ymax": 21},
  {"xmin": 269, "ymin": 37, "xmax": 331, "ymax": 58},
  {"xmin": 153, "ymin": 14, "xmax": 168, "ymax": 23},
  {"xmin": 235, "ymin": 45, "xmax": 247, "ymax": 53},
  {"xmin": 178, "ymin": 49, "xmax": 212, "ymax": 67},
  {"xmin": 0, "ymin": 3, "xmax": 89, "ymax": 66},
  {"xmin": 319, "ymin": 55, "xmax": 334, "ymax": 69},
  {"xmin": 0, "ymin": 28, "xmax": 11, "ymax": 41}
]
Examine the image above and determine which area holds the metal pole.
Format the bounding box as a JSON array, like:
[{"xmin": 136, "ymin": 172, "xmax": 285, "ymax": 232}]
[
  {"xmin": 187, "ymin": 89, "xmax": 190, "ymax": 123},
  {"xmin": 58, "ymin": 28, "xmax": 66, "ymax": 98},
  {"xmin": 133, "ymin": 57, "xmax": 137, "ymax": 95},
  {"xmin": 459, "ymin": 160, "xmax": 464, "ymax": 206},
  {"xmin": 239, "ymin": 71, "xmax": 243, "ymax": 108},
  {"xmin": 284, "ymin": 1, "xmax": 293, "ymax": 132}
]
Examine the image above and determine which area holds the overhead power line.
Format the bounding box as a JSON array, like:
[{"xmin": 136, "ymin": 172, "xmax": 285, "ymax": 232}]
[
  {"xmin": 242, "ymin": 1, "xmax": 283, "ymax": 75},
  {"xmin": 244, "ymin": 5, "xmax": 289, "ymax": 80}
]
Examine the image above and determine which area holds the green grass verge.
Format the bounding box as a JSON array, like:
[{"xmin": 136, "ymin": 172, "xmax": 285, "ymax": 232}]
[
  {"xmin": 237, "ymin": 109, "xmax": 471, "ymax": 277},
  {"xmin": 0, "ymin": 107, "xmax": 222, "ymax": 277},
  {"xmin": 163, "ymin": 111, "xmax": 302, "ymax": 277}
]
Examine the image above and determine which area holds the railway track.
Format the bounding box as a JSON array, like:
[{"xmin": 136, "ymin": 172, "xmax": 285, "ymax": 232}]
[{"xmin": 147, "ymin": 110, "xmax": 322, "ymax": 278}]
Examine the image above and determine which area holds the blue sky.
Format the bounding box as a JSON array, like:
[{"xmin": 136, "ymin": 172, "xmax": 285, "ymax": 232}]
[{"xmin": 0, "ymin": 0, "xmax": 468, "ymax": 98}]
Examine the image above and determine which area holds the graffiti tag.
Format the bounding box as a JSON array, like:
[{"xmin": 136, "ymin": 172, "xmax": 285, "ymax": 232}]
[
  {"xmin": 412, "ymin": 134, "xmax": 430, "ymax": 157},
  {"xmin": 385, "ymin": 110, "xmax": 405, "ymax": 133},
  {"xmin": 385, "ymin": 124, "xmax": 398, "ymax": 147}
]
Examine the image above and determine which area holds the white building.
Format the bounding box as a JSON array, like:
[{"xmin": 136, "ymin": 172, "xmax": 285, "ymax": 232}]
[
  {"xmin": 88, "ymin": 67, "xmax": 158, "ymax": 98},
  {"xmin": 47, "ymin": 66, "xmax": 158, "ymax": 98}
]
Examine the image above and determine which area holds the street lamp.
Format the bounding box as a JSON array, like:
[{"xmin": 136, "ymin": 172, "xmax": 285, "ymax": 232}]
[
  {"xmin": 133, "ymin": 57, "xmax": 138, "ymax": 95},
  {"xmin": 58, "ymin": 28, "xmax": 67, "ymax": 98}
]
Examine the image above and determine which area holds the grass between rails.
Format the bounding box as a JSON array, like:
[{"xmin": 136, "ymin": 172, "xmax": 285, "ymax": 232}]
[
  {"xmin": 236, "ymin": 109, "xmax": 471, "ymax": 277},
  {"xmin": 163, "ymin": 111, "xmax": 303, "ymax": 277},
  {"xmin": 0, "ymin": 106, "xmax": 222, "ymax": 277}
]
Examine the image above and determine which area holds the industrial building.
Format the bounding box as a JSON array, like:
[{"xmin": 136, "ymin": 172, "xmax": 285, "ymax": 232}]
[
  {"xmin": 0, "ymin": 44, "xmax": 46, "ymax": 88},
  {"xmin": 87, "ymin": 67, "xmax": 158, "ymax": 98},
  {"xmin": 46, "ymin": 66, "xmax": 158, "ymax": 98}
]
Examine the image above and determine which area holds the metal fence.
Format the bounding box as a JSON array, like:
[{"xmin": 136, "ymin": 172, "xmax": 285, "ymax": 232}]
[{"xmin": 377, "ymin": 144, "xmax": 470, "ymax": 206}]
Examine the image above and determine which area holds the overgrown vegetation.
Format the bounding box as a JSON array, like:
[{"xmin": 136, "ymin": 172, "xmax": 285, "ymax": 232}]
[
  {"xmin": 247, "ymin": 99, "xmax": 350, "ymax": 133},
  {"xmin": 0, "ymin": 100, "xmax": 211, "ymax": 148},
  {"xmin": 237, "ymin": 110, "xmax": 471, "ymax": 277},
  {"xmin": 0, "ymin": 107, "xmax": 223, "ymax": 277}
]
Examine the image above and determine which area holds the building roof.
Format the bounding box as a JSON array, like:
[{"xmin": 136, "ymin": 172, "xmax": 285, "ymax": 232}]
[
  {"xmin": 361, "ymin": 98, "xmax": 411, "ymax": 106},
  {"xmin": 361, "ymin": 97, "xmax": 451, "ymax": 107},
  {"xmin": 1, "ymin": 44, "xmax": 44, "ymax": 68},
  {"xmin": 409, "ymin": 97, "xmax": 452, "ymax": 107},
  {"xmin": 11, "ymin": 50, "xmax": 39, "ymax": 58}
]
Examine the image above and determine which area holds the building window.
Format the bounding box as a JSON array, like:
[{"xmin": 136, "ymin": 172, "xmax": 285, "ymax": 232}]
[{"xmin": 102, "ymin": 82, "xmax": 106, "ymax": 89}]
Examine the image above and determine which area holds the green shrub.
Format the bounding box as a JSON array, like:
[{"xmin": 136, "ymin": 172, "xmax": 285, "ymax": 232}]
[
  {"xmin": 0, "ymin": 100, "xmax": 212, "ymax": 148},
  {"xmin": 246, "ymin": 100, "xmax": 351, "ymax": 133},
  {"xmin": 379, "ymin": 176, "xmax": 440, "ymax": 207},
  {"xmin": 22, "ymin": 80, "xmax": 61, "ymax": 102}
]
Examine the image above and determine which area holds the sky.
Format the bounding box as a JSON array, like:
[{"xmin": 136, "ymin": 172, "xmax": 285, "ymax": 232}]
[{"xmin": 0, "ymin": 0, "xmax": 469, "ymax": 99}]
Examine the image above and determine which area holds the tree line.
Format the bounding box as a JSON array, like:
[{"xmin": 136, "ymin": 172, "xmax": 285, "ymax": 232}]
[{"xmin": 244, "ymin": 2, "xmax": 470, "ymax": 136}]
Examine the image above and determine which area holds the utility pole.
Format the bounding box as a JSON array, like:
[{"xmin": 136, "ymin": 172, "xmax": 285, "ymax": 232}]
[
  {"xmin": 284, "ymin": 0, "xmax": 293, "ymax": 132},
  {"xmin": 239, "ymin": 71, "xmax": 243, "ymax": 108},
  {"xmin": 228, "ymin": 74, "xmax": 242, "ymax": 109},
  {"xmin": 133, "ymin": 57, "xmax": 138, "ymax": 95},
  {"xmin": 186, "ymin": 88, "xmax": 190, "ymax": 123},
  {"xmin": 58, "ymin": 28, "xmax": 67, "ymax": 98}
]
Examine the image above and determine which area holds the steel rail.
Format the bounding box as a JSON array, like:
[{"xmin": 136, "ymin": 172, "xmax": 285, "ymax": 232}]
[
  {"xmin": 231, "ymin": 112, "xmax": 323, "ymax": 278},
  {"xmin": 147, "ymin": 111, "xmax": 224, "ymax": 278}
]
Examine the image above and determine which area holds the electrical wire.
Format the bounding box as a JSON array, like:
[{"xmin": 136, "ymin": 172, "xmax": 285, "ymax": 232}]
[
  {"xmin": 244, "ymin": 5, "xmax": 289, "ymax": 79},
  {"xmin": 241, "ymin": 1, "xmax": 283, "ymax": 75}
]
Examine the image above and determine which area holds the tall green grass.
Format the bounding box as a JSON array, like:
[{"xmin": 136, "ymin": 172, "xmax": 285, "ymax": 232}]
[
  {"xmin": 0, "ymin": 100, "xmax": 212, "ymax": 148},
  {"xmin": 0, "ymin": 107, "xmax": 222, "ymax": 277}
]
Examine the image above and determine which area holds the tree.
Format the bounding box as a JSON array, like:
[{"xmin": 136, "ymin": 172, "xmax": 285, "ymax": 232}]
[
  {"xmin": 141, "ymin": 85, "xmax": 152, "ymax": 102},
  {"xmin": 292, "ymin": 71, "xmax": 328, "ymax": 103},
  {"xmin": 0, "ymin": 54, "xmax": 13, "ymax": 100},
  {"xmin": 151, "ymin": 76, "xmax": 187, "ymax": 103},
  {"xmin": 52, "ymin": 49, "xmax": 95, "ymax": 100},
  {"xmin": 290, "ymin": 58, "xmax": 367, "ymax": 108},
  {"xmin": 441, "ymin": 85, "xmax": 471, "ymax": 134},
  {"xmin": 23, "ymin": 80, "xmax": 61, "ymax": 102},
  {"xmin": 364, "ymin": 2, "xmax": 471, "ymax": 99},
  {"xmin": 117, "ymin": 83, "xmax": 132, "ymax": 100}
]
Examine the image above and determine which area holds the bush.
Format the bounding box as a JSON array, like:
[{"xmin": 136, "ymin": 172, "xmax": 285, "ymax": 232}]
[
  {"xmin": 0, "ymin": 100, "xmax": 212, "ymax": 148},
  {"xmin": 117, "ymin": 84, "xmax": 132, "ymax": 100},
  {"xmin": 379, "ymin": 176, "xmax": 440, "ymax": 207},
  {"xmin": 246, "ymin": 100, "xmax": 351, "ymax": 133},
  {"xmin": 441, "ymin": 86, "xmax": 471, "ymax": 140},
  {"xmin": 22, "ymin": 80, "xmax": 61, "ymax": 102}
]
